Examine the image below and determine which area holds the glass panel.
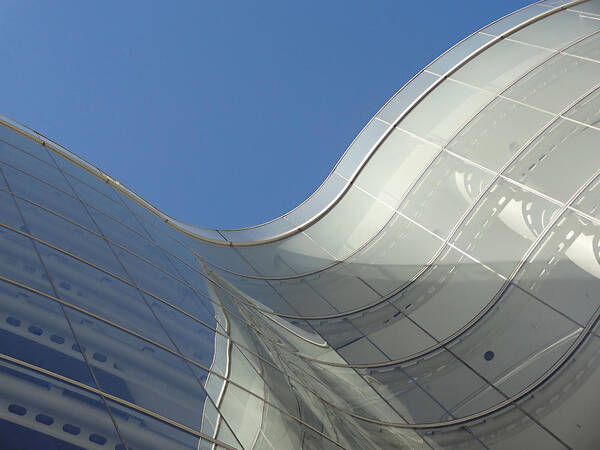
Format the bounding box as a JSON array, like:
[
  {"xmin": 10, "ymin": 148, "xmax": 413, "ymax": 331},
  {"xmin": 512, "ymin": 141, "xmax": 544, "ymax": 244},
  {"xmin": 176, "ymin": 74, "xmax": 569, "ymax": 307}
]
[
  {"xmin": 354, "ymin": 127, "xmax": 439, "ymax": 209},
  {"xmin": 0, "ymin": 280, "xmax": 97, "ymax": 387},
  {"xmin": 510, "ymin": 10, "xmax": 600, "ymax": 50},
  {"xmin": 284, "ymin": 172, "xmax": 349, "ymax": 227},
  {"xmin": 235, "ymin": 231, "xmax": 333, "ymax": 277},
  {"xmin": 570, "ymin": 0, "xmax": 600, "ymax": 15},
  {"xmin": 450, "ymin": 284, "xmax": 580, "ymax": 398},
  {"xmin": 303, "ymin": 263, "xmax": 381, "ymax": 312},
  {"xmin": 17, "ymin": 198, "xmax": 129, "ymax": 280},
  {"xmin": 516, "ymin": 333, "xmax": 600, "ymax": 449},
  {"xmin": 565, "ymin": 30, "xmax": 600, "ymax": 62},
  {"xmin": 447, "ymin": 97, "xmax": 554, "ymax": 172},
  {"xmin": 392, "ymin": 246, "xmax": 506, "ymax": 341},
  {"xmin": 0, "ymin": 227, "xmax": 54, "ymax": 296},
  {"xmin": 305, "ymin": 184, "xmax": 396, "ymax": 260},
  {"xmin": 143, "ymin": 294, "xmax": 216, "ymax": 368},
  {"xmin": 503, "ymin": 119, "xmax": 600, "ymax": 202},
  {"xmin": 362, "ymin": 349, "xmax": 504, "ymax": 423},
  {"xmin": 0, "ymin": 141, "xmax": 68, "ymax": 190},
  {"xmin": 468, "ymin": 406, "xmax": 566, "ymax": 449},
  {"xmin": 344, "ymin": 212, "xmax": 442, "ymax": 296},
  {"xmin": 483, "ymin": 5, "xmax": 553, "ymax": 36},
  {"xmin": 377, "ymin": 71, "xmax": 440, "ymax": 124},
  {"xmin": 36, "ymin": 243, "xmax": 174, "ymax": 347},
  {"xmin": 516, "ymin": 211, "xmax": 600, "ymax": 325},
  {"xmin": 399, "ymin": 152, "xmax": 494, "ymax": 239},
  {"xmin": 399, "ymin": 79, "xmax": 494, "ymax": 147},
  {"xmin": 2, "ymin": 164, "xmax": 96, "ymax": 231},
  {"xmin": 574, "ymin": 172, "xmax": 600, "ymax": 219},
  {"xmin": 107, "ymin": 399, "xmax": 207, "ymax": 450},
  {"xmin": 452, "ymin": 39, "xmax": 553, "ymax": 92},
  {"xmin": 564, "ymin": 85, "xmax": 600, "ymax": 126},
  {"xmin": 503, "ymin": 54, "xmax": 600, "ymax": 115},
  {"xmin": 452, "ymin": 179, "xmax": 560, "ymax": 277},
  {"xmin": 270, "ymin": 277, "xmax": 338, "ymax": 316},
  {"xmin": 65, "ymin": 308, "xmax": 210, "ymax": 432},
  {"xmin": 66, "ymin": 174, "xmax": 142, "ymax": 230},
  {"xmin": 219, "ymin": 218, "xmax": 295, "ymax": 242},
  {"xmin": 335, "ymin": 119, "xmax": 389, "ymax": 179},
  {"xmin": 428, "ymin": 33, "xmax": 494, "ymax": 75},
  {"xmin": 0, "ymin": 359, "xmax": 124, "ymax": 450},
  {"xmin": 0, "ymin": 189, "xmax": 23, "ymax": 229},
  {"xmin": 0, "ymin": 124, "xmax": 55, "ymax": 164}
]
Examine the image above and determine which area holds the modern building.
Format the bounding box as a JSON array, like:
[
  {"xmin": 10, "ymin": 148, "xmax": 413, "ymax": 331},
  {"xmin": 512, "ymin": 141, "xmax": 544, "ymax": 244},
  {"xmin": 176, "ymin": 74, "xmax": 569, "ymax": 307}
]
[{"xmin": 1, "ymin": 0, "xmax": 600, "ymax": 448}]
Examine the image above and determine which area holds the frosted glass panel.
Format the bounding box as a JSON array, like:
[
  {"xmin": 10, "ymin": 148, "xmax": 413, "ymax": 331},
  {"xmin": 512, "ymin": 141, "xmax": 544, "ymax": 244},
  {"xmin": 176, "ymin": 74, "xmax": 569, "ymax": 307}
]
[{"xmin": 400, "ymin": 79, "xmax": 494, "ymax": 146}]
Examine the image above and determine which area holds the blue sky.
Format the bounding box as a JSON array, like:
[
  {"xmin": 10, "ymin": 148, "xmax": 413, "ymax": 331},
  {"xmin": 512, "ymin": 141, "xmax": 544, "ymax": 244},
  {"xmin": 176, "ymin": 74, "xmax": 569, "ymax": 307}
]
[{"xmin": 2, "ymin": 1, "xmax": 530, "ymax": 229}]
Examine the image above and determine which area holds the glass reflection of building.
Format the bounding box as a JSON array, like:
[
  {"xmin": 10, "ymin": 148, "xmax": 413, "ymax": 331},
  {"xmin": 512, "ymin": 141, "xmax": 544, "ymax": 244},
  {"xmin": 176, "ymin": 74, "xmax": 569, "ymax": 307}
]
[{"xmin": 1, "ymin": 1, "xmax": 600, "ymax": 449}]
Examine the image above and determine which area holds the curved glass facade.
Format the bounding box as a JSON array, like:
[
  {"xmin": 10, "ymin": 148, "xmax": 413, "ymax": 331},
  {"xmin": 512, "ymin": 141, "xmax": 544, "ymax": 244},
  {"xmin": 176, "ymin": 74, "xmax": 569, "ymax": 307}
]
[{"xmin": 1, "ymin": 1, "xmax": 600, "ymax": 448}]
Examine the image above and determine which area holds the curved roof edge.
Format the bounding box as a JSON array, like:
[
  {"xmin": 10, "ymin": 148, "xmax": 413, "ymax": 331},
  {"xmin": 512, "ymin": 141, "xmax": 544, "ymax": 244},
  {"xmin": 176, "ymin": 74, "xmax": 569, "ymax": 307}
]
[{"xmin": 0, "ymin": 0, "xmax": 585, "ymax": 247}]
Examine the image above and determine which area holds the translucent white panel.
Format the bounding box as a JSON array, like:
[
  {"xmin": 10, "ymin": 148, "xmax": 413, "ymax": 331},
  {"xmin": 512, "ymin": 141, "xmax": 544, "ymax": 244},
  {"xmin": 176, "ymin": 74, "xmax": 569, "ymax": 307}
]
[
  {"xmin": 452, "ymin": 39, "xmax": 552, "ymax": 92},
  {"xmin": 468, "ymin": 406, "xmax": 567, "ymax": 449},
  {"xmin": 345, "ymin": 213, "xmax": 442, "ymax": 296},
  {"xmin": 504, "ymin": 119, "xmax": 600, "ymax": 202},
  {"xmin": 483, "ymin": 5, "xmax": 550, "ymax": 36},
  {"xmin": 392, "ymin": 247, "xmax": 506, "ymax": 341},
  {"xmin": 366, "ymin": 317, "xmax": 436, "ymax": 360},
  {"xmin": 235, "ymin": 231, "xmax": 333, "ymax": 277},
  {"xmin": 377, "ymin": 71, "xmax": 440, "ymax": 124},
  {"xmin": 503, "ymin": 54, "xmax": 600, "ymax": 114},
  {"xmin": 564, "ymin": 84, "xmax": 600, "ymax": 126},
  {"xmin": 354, "ymin": 128, "xmax": 439, "ymax": 209},
  {"xmin": 516, "ymin": 211, "xmax": 600, "ymax": 324},
  {"xmin": 305, "ymin": 185, "xmax": 395, "ymax": 260},
  {"xmin": 452, "ymin": 179, "xmax": 560, "ymax": 277},
  {"xmin": 570, "ymin": 0, "xmax": 600, "ymax": 15},
  {"xmin": 335, "ymin": 119, "xmax": 389, "ymax": 179},
  {"xmin": 517, "ymin": 334, "xmax": 600, "ymax": 450},
  {"xmin": 565, "ymin": 31, "xmax": 600, "ymax": 62},
  {"xmin": 285, "ymin": 172, "xmax": 349, "ymax": 227},
  {"xmin": 399, "ymin": 152, "xmax": 493, "ymax": 238},
  {"xmin": 510, "ymin": 10, "xmax": 600, "ymax": 50},
  {"xmin": 304, "ymin": 264, "xmax": 380, "ymax": 312},
  {"xmin": 448, "ymin": 98, "xmax": 554, "ymax": 172},
  {"xmin": 219, "ymin": 218, "xmax": 295, "ymax": 242},
  {"xmin": 399, "ymin": 79, "xmax": 494, "ymax": 146},
  {"xmin": 428, "ymin": 33, "xmax": 494, "ymax": 75},
  {"xmin": 574, "ymin": 172, "xmax": 600, "ymax": 219},
  {"xmin": 270, "ymin": 277, "xmax": 338, "ymax": 316},
  {"xmin": 337, "ymin": 337, "xmax": 387, "ymax": 364},
  {"xmin": 451, "ymin": 284, "xmax": 579, "ymax": 397}
]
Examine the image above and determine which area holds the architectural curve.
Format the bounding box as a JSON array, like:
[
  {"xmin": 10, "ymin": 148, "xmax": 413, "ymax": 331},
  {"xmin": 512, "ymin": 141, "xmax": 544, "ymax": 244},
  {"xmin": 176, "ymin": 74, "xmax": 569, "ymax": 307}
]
[{"xmin": 1, "ymin": 0, "xmax": 600, "ymax": 449}]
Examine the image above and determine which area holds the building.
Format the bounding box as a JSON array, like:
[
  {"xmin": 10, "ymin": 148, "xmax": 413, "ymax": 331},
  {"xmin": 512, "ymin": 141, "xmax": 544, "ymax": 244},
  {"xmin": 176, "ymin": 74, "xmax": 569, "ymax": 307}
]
[{"xmin": 0, "ymin": 0, "xmax": 600, "ymax": 448}]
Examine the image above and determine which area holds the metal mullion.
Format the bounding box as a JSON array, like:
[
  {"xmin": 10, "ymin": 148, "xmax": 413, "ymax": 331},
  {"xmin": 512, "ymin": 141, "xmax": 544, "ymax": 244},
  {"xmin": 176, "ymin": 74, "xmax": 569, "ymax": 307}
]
[{"xmin": 0, "ymin": 165, "xmax": 130, "ymax": 449}]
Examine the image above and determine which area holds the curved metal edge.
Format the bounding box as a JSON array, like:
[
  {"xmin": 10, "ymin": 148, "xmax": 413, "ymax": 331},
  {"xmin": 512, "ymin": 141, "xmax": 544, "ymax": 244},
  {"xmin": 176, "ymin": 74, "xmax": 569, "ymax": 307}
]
[{"xmin": 0, "ymin": 0, "xmax": 584, "ymax": 249}]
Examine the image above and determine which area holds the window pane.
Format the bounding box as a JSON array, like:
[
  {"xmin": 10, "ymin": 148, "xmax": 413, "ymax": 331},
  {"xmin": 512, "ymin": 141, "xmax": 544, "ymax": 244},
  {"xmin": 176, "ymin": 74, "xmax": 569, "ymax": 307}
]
[
  {"xmin": 503, "ymin": 54, "xmax": 600, "ymax": 114},
  {"xmin": 335, "ymin": 119, "xmax": 389, "ymax": 179},
  {"xmin": 428, "ymin": 33, "xmax": 494, "ymax": 75},
  {"xmin": 510, "ymin": 10, "xmax": 600, "ymax": 50},
  {"xmin": 399, "ymin": 79, "xmax": 494, "ymax": 146},
  {"xmin": 447, "ymin": 97, "xmax": 554, "ymax": 172},
  {"xmin": 399, "ymin": 152, "xmax": 493, "ymax": 238},
  {"xmin": 452, "ymin": 39, "xmax": 552, "ymax": 92},
  {"xmin": 452, "ymin": 180, "xmax": 560, "ymax": 277},
  {"xmin": 377, "ymin": 71, "xmax": 440, "ymax": 124},
  {"xmin": 354, "ymin": 127, "xmax": 439, "ymax": 209},
  {"xmin": 503, "ymin": 119, "xmax": 600, "ymax": 202}
]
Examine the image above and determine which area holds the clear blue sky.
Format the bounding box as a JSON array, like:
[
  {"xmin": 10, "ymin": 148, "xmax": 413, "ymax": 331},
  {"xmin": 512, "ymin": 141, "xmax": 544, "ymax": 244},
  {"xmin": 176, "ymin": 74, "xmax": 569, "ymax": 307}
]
[{"xmin": 2, "ymin": 1, "xmax": 530, "ymax": 229}]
